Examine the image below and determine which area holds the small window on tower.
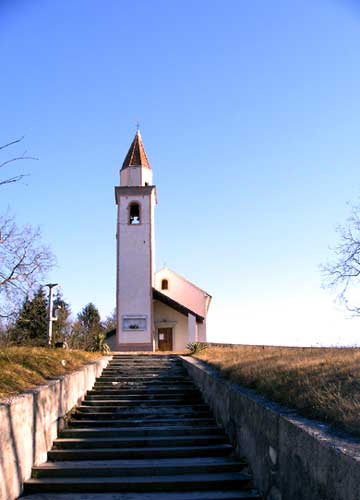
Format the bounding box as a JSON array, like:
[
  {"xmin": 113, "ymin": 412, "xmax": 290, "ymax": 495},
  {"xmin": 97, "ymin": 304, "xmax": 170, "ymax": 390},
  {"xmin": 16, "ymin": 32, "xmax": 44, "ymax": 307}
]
[
  {"xmin": 161, "ymin": 279, "xmax": 168, "ymax": 290},
  {"xmin": 129, "ymin": 203, "xmax": 141, "ymax": 225}
]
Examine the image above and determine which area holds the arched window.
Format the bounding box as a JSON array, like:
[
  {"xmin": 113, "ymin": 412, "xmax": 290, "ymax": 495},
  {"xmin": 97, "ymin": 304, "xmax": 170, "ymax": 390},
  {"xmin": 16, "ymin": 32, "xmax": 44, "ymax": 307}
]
[
  {"xmin": 129, "ymin": 203, "xmax": 141, "ymax": 225},
  {"xmin": 161, "ymin": 279, "xmax": 168, "ymax": 290}
]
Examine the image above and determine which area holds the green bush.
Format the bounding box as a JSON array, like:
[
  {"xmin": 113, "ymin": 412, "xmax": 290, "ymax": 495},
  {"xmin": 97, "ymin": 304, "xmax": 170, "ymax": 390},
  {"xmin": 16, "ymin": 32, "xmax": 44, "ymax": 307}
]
[{"xmin": 186, "ymin": 342, "xmax": 208, "ymax": 355}]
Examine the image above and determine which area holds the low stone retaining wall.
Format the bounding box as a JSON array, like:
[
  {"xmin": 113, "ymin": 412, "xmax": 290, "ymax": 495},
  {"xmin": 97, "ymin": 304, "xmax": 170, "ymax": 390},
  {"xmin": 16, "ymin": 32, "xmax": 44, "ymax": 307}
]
[
  {"xmin": 181, "ymin": 356, "xmax": 360, "ymax": 500},
  {"xmin": 0, "ymin": 356, "xmax": 111, "ymax": 500}
]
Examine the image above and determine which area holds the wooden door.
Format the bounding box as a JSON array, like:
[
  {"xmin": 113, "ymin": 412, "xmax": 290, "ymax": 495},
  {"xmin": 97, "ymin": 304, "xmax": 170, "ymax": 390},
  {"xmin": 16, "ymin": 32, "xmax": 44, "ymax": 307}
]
[{"xmin": 158, "ymin": 328, "xmax": 173, "ymax": 351}]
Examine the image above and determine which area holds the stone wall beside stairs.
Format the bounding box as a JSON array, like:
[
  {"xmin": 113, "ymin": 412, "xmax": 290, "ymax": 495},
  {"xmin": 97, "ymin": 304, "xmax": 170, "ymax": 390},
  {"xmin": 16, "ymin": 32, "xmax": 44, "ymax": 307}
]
[
  {"xmin": 181, "ymin": 356, "xmax": 360, "ymax": 500},
  {"xmin": 0, "ymin": 356, "xmax": 111, "ymax": 500}
]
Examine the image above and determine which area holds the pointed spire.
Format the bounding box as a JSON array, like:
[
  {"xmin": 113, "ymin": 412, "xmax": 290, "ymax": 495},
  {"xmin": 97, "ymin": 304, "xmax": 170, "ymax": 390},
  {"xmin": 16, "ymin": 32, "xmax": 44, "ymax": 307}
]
[{"xmin": 121, "ymin": 130, "xmax": 151, "ymax": 170}]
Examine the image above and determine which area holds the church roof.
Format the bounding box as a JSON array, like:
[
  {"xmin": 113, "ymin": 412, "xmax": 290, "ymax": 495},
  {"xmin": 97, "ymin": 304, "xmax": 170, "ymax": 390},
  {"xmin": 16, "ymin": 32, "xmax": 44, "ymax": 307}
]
[
  {"xmin": 154, "ymin": 267, "xmax": 212, "ymax": 318},
  {"xmin": 121, "ymin": 130, "xmax": 151, "ymax": 170},
  {"xmin": 153, "ymin": 288, "xmax": 205, "ymax": 323}
]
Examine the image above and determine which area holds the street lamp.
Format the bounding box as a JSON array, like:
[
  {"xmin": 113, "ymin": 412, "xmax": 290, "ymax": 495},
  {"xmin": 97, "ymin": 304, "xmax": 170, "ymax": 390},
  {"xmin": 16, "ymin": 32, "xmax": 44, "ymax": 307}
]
[{"xmin": 44, "ymin": 283, "xmax": 58, "ymax": 347}]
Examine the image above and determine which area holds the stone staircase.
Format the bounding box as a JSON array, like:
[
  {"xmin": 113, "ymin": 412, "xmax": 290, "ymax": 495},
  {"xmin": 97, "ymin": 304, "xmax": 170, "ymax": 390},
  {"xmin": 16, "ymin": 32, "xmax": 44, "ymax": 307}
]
[{"xmin": 23, "ymin": 354, "xmax": 261, "ymax": 500}]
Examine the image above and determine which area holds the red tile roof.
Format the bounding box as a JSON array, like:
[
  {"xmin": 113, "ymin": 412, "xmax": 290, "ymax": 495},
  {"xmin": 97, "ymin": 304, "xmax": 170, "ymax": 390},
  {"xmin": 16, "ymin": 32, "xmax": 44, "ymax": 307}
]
[{"xmin": 121, "ymin": 131, "xmax": 151, "ymax": 170}]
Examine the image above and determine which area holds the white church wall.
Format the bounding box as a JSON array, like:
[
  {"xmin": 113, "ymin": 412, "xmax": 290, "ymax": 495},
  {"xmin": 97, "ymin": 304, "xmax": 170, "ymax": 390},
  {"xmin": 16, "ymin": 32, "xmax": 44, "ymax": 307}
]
[
  {"xmin": 142, "ymin": 167, "xmax": 153, "ymax": 186},
  {"xmin": 151, "ymin": 192, "xmax": 156, "ymax": 286},
  {"xmin": 120, "ymin": 166, "xmax": 141, "ymax": 186},
  {"xmin": 197, "ymin": 318, "xmax": 207, "ymax": 342},
  {"xmin": 155, "ymin": 268, "xmax": 209, "ymax": 319},
  {"xmin": 188, "ymin": 313, "xmax": 197, "ymax": 343},
  {"xmin": 120, "ymin": 166, "xmax": 153, "ymax": 187},
  {"xmin": 154, "ymin": 301, "xmax": 188, "ymax": 351}
]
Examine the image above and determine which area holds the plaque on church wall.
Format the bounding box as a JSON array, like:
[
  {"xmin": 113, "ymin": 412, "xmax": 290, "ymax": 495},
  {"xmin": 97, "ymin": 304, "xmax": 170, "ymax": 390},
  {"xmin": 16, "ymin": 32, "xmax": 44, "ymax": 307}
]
[{"xmin": 122, "ymin": 316, "xmax": 147, "ymax": 331}]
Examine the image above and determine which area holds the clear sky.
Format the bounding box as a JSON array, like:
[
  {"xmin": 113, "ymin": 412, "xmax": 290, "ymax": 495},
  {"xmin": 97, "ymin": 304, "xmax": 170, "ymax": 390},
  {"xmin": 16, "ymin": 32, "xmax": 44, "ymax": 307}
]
[{"xmin": 1, "ymin": 0, "xmax": 360, "ymax": 346}]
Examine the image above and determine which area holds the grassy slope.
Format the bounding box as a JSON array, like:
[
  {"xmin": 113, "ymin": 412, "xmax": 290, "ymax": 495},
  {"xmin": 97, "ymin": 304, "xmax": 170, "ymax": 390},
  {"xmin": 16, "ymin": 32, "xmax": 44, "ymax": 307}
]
[
  {"xmin": 0, "ymin": 347, "xmax": 102, "ymax": 400},
  {"xmin": 195, "ymin": 345, "xmax": 360, "ymax": 437}
]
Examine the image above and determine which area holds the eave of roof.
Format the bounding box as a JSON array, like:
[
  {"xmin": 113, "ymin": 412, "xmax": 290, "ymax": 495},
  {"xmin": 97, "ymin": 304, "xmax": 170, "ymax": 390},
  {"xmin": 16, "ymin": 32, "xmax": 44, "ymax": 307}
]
[{"xmin": 153, "ymin": 288, "xmax": 204, "ymax": 323}]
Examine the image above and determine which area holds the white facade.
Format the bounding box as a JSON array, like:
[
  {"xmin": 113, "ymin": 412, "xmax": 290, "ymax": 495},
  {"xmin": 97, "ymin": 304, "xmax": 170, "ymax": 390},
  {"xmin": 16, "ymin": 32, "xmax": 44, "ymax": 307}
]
[
  {"xmin": 154, "ymin": 268, "xmax": 212, "ymax": 320},
  {"xmin": 120, "ymin": 165, "xmax": 153, "ymax": 187},
  {"xmin": 153, "ymin": 301, "xmax": 188, "ymax": 351},
  {"xmin": 116, "ymin": 188, "xmax": 156, "ymax": 350},
  {"xmin": 115, "ymin": 131, "xmax": 211, "ymax": 352}
]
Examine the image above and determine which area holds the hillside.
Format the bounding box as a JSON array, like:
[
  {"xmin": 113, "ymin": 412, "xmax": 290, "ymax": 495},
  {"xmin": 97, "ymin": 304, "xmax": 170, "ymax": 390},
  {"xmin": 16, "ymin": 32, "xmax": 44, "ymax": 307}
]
[
  {"xmin": 0, "ymin": 347, "xmax": 102, "ymax": 401},
  {"xmin": 195, "ymin": 345, "xmax": 360, "ymax": 437}
]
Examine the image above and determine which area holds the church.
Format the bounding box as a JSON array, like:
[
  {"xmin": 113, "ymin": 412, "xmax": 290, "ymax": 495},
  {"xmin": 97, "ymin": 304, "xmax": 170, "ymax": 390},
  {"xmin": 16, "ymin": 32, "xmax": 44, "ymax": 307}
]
[{"xmin": 111, "ymin": 131, "xmax": 211, "ymax": 352}]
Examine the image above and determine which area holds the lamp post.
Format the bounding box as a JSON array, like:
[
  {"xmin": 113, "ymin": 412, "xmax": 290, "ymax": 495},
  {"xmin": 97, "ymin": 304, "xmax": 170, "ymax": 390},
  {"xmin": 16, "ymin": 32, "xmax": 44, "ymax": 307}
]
[{"xmin": 44, "ymin": 283, "xmax": 58, "ymax": 347}]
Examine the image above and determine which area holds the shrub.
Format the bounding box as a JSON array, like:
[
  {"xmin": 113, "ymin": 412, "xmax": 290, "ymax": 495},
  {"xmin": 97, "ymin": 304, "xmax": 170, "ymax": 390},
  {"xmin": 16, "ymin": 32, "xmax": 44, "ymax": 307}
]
[{"xmin": 186, "ymin": 342, "xmax": 208, "ymax": 355}]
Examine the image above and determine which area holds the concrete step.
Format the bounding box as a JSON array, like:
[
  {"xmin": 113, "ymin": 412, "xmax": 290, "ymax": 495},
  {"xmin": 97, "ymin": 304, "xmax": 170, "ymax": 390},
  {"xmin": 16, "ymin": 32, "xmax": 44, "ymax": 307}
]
[
  {"xmin": 107, "ymin": 364, "xmax": 181, "ymax": 369},
  {"xmin": 68, "ymin": 417, "xmax": 217, "ymax": 427},
  {"xmin": 81, "ymin": 398, "xmax": 202, "ymax": 406},
  {"xmin": 60, "ymin": 426, "xmax": 222, "ymax": 438},
  {"xmin": 21, "ymin": 491, "xmax": 261, "ymax": 500},
  {"xmin": 96, "ymin": 377, "xmax": 191, "ymax": 383},
  {"xmin": 86, "ymin": 391, "xmax": 201, "ymax": 399},
  {"xmin": 103, "ymin": 365, "xmax": 185, "ymax": 370},
  {"xmin": 103, "ymin": 373, "xmax": 187, "ymax": 377},
  {"xmin": 78, "ymin": 399, "xmax": 208, "ymax": 412},
  {"xmin": 47, "ymin": 444, "xmax": 234, "ymax": 461},
  {"xmin": 111, "ymin": 354, "xmax": 178, "ymax": 357},
  {"xmin": 101, "ymin": 366, "xmax": 186, "ymax": 370},
  {"xmin": 107, "ymin": 364, "xmax": 182, "ymax": 368},
  {"xmin": 84, "ymin": 396, "xmax": 202, "ymax": 403},
  {"xmin": 24, "ymin": 472, "xmax": 253, "ymax": 494},
  {"xmin": 76, "ymin": 402, "xmax": 210, "ymax": 418},
  {"xmin": 100, "ymin": 368, "xmax": 190, "ymax": 380},
  {"xmin": 87, "ymin": 379, "xmax": 201, "ymax": 395},
  {"xmin": 105, "ymin": 369, "xmax": 185, "ymax": 373},
  {"xmin": 32, "ymin": 457, "xmax": 246, "ymax": 478},
  {"xmin": 95, "ymin": 377, "xmax": 191, "ymax": 382},
  {"xmin": 53, "ymin": 435, "xmax": 227, "ymax": 449},
  {"xmin": 104, "ymin": 364, "xmax": 187, "ymax": 373},
  {"xmin": 93, "ymin": 382, "xmax": 195, "ymax": 389},
  {"xmin": 72, "ymin": 410, "xmax": 212, "ymax": 420},
  {"xmin": 111, "ymin": 356, "xmax": 178, "ymax": 360},
  {"xmin": 98, "ymin": 373, "xmax": 187, "ymax": 377}
]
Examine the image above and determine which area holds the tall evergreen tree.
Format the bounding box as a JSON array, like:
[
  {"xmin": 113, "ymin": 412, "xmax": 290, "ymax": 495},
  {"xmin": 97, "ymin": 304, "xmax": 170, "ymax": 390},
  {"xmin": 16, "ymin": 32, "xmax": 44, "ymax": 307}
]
[
  {"xmin": 10, "ymin": 287, "xmax": 48, "ymax": 345},
  {"xmin": 52, "ymin": 290, "xmax": 71, "ymax": 344},
  {"xmin": 71, "ymin": 302, "xmax": 104, "ymax": 351}
]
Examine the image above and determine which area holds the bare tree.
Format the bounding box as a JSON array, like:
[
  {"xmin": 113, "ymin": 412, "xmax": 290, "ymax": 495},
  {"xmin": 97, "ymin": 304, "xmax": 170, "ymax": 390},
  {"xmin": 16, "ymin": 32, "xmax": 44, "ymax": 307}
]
[
  {"xmin": 321, "ymin": 203, "xmax": 360, "ymax": 314},
  {"xmin": 0, "ymin": 213, "xmax": 55, "ymax": 318},
  {"xmin": 0, "ymin": 137, "xmax": 38, "ymax": 186}
]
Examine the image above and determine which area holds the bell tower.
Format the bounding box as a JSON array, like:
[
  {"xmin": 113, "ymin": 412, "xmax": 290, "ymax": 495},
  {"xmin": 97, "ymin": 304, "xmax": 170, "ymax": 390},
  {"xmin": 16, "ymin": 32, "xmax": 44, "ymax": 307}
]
[{"xmin": 115, "ymin": 131, "xmax": 157, "ymax": 351}]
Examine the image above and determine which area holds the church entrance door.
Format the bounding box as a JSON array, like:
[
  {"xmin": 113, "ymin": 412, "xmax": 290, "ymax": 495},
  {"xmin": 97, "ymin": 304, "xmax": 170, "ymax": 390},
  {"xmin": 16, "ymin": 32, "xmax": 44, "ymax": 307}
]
[{"xmin": 158, "ymin": 327, "xmax": 173, "ymax": 351}]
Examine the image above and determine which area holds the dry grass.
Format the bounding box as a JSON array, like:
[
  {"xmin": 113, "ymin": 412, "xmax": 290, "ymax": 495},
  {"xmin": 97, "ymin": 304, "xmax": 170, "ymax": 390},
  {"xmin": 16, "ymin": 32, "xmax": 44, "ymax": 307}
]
[
  {"xmin": 0, "ymin": 347, "xmax": 102, "ymax": 401},
  {"xmin": 195, "ymin": 345, "xmax": 360, "ymax": 437}
]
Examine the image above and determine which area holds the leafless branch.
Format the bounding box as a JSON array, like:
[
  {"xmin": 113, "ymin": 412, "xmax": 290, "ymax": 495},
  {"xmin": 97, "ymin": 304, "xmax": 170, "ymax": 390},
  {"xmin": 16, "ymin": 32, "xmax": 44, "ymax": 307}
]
[
  {"xmin": 0, "ymin": 137, "xmax": 37, "ymax": 186},
  {"xmin": 0, "ymin": 137, "xmax": 24, "ymax": 151},
  {"xmin": 0, "ymin": 213, "xmax": 56, "ymax": 318},
  {"xmin": 0, "ymin": 156, "xmax": 38, "ymax": 170},
  {"xmin": 0, "ymin": 174, "xmax": 29, "ymax": 186},
  {"xmin": 321, "ymin": 202, "xmax": 360, "ymax": 314}
]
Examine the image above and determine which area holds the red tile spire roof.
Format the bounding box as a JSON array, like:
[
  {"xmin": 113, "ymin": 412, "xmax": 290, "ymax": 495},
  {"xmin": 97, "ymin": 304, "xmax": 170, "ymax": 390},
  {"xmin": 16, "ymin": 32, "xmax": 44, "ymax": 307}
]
[{"xmin": 121, "ymin": 131, "xmax": 151, "ymax": 170}]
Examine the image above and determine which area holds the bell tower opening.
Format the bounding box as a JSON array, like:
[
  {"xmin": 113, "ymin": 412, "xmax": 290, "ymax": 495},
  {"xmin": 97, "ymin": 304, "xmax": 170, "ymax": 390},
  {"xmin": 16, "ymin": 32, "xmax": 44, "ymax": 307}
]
[{"xmin": 129, "ymin": 202, "xmax": 141, "ymax": 225}]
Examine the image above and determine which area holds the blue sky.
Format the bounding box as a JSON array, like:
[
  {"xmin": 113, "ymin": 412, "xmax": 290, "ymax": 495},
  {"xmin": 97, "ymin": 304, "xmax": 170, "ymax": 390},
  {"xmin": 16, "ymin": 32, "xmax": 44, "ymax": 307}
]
[{"xmin": 1, "ymin": 0, "xmax": 360, "ymax": 345}]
